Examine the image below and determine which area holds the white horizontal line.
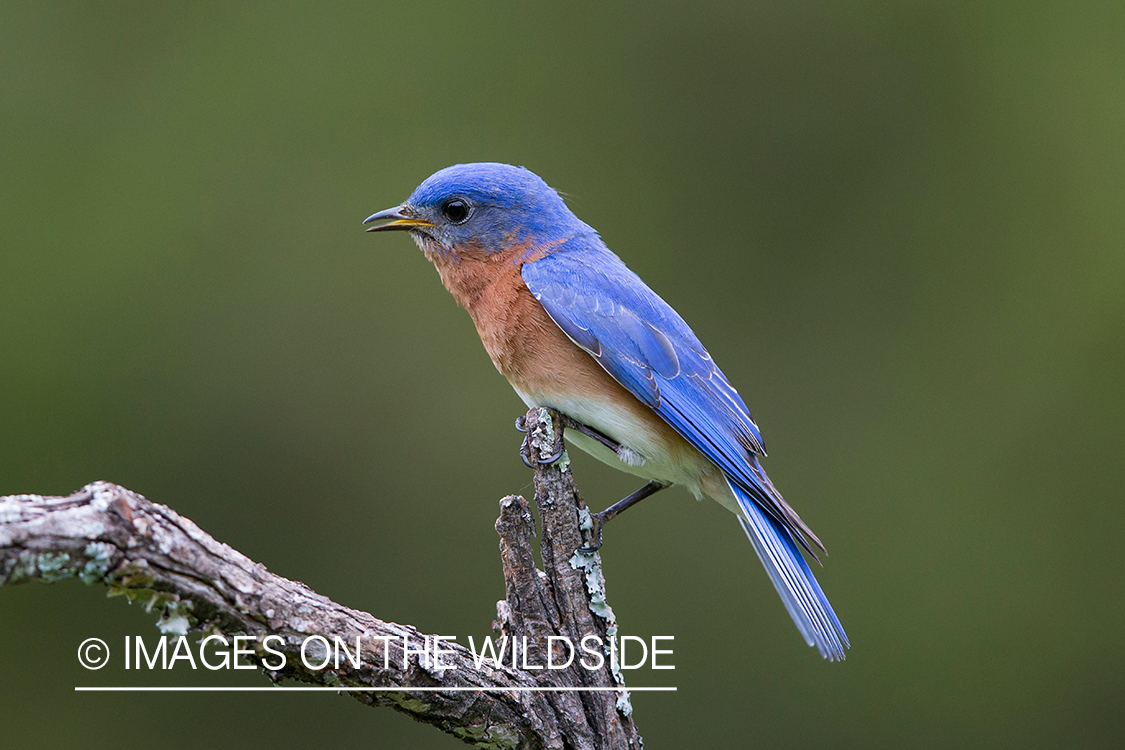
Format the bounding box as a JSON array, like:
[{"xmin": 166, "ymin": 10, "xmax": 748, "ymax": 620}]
[{"xmin": 75, "ymin": 686, "xmax": 675, "ymax": 692}]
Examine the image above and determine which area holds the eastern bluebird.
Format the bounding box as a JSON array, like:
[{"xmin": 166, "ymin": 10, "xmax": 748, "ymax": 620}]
[{"xmin": 364, "ymin": 163, "xmax": 848, "ymax": 660}]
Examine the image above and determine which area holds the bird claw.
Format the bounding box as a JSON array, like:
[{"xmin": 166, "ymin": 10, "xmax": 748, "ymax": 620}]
[
  {"xmin": 516, "ymin": 413, "xmax": 563, "ymax": 467},
  {"xmin": 577, "ymin": 511, "xmax": 608, "ymax": 553},
  {"xmin": 538, "ymin": 443, "xmax": 565, "ymax": 465},
  {"xmin": 517, "ymin": 416, "xmax": 534, "ymax": 467},
  {"xmin": 519, "ymin": 434, "xmax": 535, "ymax": 468},
  {"xmin": 519, "ymin": 431, "xmax": 563, "ymax": 468}
]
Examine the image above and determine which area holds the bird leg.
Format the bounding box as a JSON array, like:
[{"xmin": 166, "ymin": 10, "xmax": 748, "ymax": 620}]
[
  {"xmin": 514, "ymin": 413, "xmax": 670, "ymax": 550},
  {"xmin": 581, "ymin": 480, "xmax": 671, "ymax": 553},
  {"xmin": 557, "ymin": 414, "xmax": 623, "ymax": 453},
  {"xmin": 549, "ymin": 415, "xmax": 671, "ymax": 550}
]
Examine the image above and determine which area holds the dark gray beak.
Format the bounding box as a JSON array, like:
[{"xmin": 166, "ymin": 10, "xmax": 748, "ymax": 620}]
[{"xmin": 362, "ymin": 206, "xmax": 435, "ymax": 232}]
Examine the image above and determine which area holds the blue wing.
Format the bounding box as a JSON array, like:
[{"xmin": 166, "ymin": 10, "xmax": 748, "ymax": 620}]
[{"xmin": 522, "ymin": 237, "xmax": 848, "ymax": 659}]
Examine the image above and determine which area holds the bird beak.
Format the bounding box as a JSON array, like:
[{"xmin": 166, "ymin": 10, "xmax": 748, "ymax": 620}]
[{"xmin": 362, "ymin": 205, "xmax": 435, "ymax": 232}]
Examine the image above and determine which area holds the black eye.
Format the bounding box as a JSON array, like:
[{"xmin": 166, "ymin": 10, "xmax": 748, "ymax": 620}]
[{"xmin": 441, "ymin": 198, "xmax": 470, "ymax": 224}]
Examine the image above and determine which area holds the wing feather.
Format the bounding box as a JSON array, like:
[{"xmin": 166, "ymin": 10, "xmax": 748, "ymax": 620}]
[{"xmin": 521, "ymin": 239, "xmax": 825, "ymax": 553}]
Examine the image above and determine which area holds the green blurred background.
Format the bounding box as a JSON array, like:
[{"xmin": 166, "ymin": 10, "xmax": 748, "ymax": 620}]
[{"xmin": 2, "ymin": 1, "xmax": 1122, "ymax": 747}]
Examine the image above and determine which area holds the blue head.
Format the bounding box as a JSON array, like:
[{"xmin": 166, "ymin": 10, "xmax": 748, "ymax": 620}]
[{"xmin": 364, "ymin": 163, "xmax": 594, "ymax": 255}]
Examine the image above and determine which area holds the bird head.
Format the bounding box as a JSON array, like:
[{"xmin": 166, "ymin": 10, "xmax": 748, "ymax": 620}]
[{"xmin": 363, "ymin": 163, "xmax": 593, "ymax": 256}]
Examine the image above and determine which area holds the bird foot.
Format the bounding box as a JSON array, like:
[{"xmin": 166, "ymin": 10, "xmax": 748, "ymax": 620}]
[
  {"xmin": 575, "ymin": 480, "xmax": 671, "ymax": 553},
  {"xmin": 577, "ymin": 510, "xmax": 609, "ymax": 553},
  {"xmin": 516, "ymin": 414, "xmax": 564, "ymax": 468}
]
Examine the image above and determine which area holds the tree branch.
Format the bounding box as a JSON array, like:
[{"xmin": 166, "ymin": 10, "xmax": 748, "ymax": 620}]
[{"xmin": 0, "ymin": 407, "xmax": 642, "ymax": 750}]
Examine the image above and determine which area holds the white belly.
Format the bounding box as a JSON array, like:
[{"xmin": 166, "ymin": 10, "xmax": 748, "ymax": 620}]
[{"xmin": 512, "ymin": 386, "xmax": 716, "ymax": 499}]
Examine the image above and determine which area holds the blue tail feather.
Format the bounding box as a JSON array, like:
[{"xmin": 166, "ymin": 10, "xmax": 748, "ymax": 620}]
[{"xmin": 730, "ymin": 480, "xmax": 849, "ymax": 661}]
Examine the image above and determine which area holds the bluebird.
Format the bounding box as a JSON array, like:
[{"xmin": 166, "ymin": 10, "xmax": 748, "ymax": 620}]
[{"xmin": 364, "ymin": 163, "xmax": 848, "ymax": 660}]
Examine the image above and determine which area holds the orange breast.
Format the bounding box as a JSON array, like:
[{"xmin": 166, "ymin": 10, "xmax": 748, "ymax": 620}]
[
  {"xmin": 425, "ymin": 243, "xmax": 701, "ymax": 473},
  {"xmin": 427, "ymin": 243, "xmax": 614, "ymax": 396}
]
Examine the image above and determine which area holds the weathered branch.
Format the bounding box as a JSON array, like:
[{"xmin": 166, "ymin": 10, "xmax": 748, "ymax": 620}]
[{"xmin": 0, "ymin": 407, "xmax": 642, "ymax": 749}]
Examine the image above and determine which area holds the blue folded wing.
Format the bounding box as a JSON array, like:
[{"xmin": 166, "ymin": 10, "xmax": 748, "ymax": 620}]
[
  {"xmin": 522, "ymin": 237, "xmax": 848, "ymax": 658},
  {"xmin": 522, "ymin": 239, "xmax": 821, "ymax": 548}
]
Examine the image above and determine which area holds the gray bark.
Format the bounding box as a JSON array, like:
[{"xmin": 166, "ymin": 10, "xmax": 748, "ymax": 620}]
[{"xmin": 0, "ymin": 407, "xmax": 643, "ymax": 750}]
